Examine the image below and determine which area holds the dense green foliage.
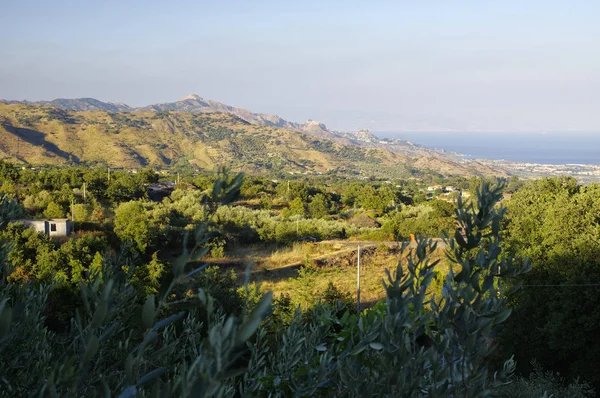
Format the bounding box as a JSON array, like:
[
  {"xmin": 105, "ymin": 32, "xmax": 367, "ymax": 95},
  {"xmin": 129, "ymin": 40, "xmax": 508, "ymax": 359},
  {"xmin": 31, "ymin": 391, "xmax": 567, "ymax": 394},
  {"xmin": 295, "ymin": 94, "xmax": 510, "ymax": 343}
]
[
  {"xmin": 502, "ymin": 176, "xmax": 600, "ymax": 388},
  {"xmin": 382, "ymin": 200, "xmax": 456, "ymax": 240},
  {"xmin": 114, "ymin": 201, "xmax": 166, "ymax": 253},
  {"xmin": 0, "ymin": 160, "xmax": 492, "ymax": 255},
  {"xmin": 1, "ymin": 160, "xmax": 598, "ymax": 395},
  {"xmin": 0, "ymin": 180, "xmax": 543, "ymax": 396},
  {"xmin": 0, "ymin": 223, "xmax": 108, "ymax": 284}
]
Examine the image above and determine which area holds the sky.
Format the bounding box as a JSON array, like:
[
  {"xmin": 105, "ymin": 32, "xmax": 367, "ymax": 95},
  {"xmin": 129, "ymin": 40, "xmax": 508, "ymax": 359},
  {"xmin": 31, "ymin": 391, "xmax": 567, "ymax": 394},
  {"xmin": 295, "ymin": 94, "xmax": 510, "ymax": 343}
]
[{"xmin": 1, "ymin": 0, "xmax": 599, "ymax": 132}]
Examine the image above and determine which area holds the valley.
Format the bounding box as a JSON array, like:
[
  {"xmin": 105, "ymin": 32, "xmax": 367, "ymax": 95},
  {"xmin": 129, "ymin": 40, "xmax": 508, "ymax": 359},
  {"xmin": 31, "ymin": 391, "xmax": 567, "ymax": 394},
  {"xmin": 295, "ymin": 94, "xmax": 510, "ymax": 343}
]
[{"xmin": 3, "ymin": 1, "xmax": 599, "ymax": 395}]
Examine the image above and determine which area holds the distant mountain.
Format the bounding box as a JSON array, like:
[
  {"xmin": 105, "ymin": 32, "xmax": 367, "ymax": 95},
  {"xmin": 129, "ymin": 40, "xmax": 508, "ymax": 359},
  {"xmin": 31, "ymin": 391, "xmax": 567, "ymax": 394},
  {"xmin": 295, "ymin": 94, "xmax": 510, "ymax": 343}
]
[
  {"xmin": 0, "ymin": 102, "xmax": 507, "ymax": 178},
  {"xmin": 137, "ymin": 94, "xmax": 348, "ymax": 141},
  {"xmin": 2, "ymin": 94, "xmax": 346, "ymax": 140},
  {"xmin": 0, "ymin": 94, "xmax": 485, "ymax": 163},
  {"xmin": 2, "ymin": 97, "xmax": 132, "ymax": 112},
  {"xmin": 132, "ymin": 95, "xmax": 452, "ymax": 156},
  {"xmin": 140, "ymin": 94, "xmax": 302, "ymax": 127}
]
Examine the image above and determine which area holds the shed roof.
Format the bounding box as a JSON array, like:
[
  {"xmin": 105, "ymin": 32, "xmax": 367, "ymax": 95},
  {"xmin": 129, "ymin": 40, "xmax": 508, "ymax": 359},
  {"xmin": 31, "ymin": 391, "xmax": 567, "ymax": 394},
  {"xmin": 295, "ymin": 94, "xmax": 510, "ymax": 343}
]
[{"xmin": 11, "ymin": 218, "xmax": 70, "ymax": 222}]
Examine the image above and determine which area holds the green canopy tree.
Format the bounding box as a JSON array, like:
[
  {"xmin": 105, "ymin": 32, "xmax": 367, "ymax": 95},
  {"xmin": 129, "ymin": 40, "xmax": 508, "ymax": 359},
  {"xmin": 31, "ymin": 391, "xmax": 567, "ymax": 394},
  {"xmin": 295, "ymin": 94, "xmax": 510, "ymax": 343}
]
[
  {"xmin": 106, "ymin": 173, "xmax": 145, "ymax": 203},
  {"xmin": 0, "ymin": 160, "xmax": 19, "ymax": 183},
  {"xmin": 44, "ymin": 201, "xmax": 65, "ymax": 219},
  {"xmin": 72, "ymin": 203, "xmax": 92, "ymax": 222},
  {"xmin": 113, "ymin": 201, "xmax": 157, "ymax": 252},
  {"xmin": 308, "ymin": 193, "xmax": 329, "ymax": 219},
  {"xmin": 502, "ymin": 177, "xmax": 600, "ymax": 387},
  {"xmin": 284, "ymin": 197, "xmax": 306, "ymax": 218}
]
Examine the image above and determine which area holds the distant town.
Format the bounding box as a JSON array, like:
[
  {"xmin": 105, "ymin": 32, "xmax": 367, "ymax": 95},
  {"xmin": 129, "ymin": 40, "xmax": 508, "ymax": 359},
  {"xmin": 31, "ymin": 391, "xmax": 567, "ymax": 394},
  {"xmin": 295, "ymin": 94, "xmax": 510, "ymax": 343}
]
[{"xmin": 486, "ymin": 160, "xmax": 600, "ymax": 183}]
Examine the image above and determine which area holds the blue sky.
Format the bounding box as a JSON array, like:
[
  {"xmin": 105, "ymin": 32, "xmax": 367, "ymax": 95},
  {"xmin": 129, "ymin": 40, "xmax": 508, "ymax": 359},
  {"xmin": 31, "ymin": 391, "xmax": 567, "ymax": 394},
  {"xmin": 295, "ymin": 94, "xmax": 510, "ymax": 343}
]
[{"xmin": 1, "ymin": 0, "xmax": 599, "ymax": 131}]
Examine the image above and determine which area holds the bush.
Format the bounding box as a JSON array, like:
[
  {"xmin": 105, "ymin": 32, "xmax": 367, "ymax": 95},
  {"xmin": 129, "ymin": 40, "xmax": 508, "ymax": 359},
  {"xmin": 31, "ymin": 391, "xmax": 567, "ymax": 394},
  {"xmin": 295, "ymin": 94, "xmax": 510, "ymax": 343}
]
[
  {"xmin": 213, "ymin": 205, "xmax": 373, "ymax": 244},
  {"xmin": 381, "ymin": 203, "xmax": 455, "ymax": 240},
  {"xmin": 357, "ymin": 229, "xmax": 392, "ymax": 241},
  {"xmin": 321, "ymin": 281, "xmax": 356, "ymax": 315},
  {"xmin": 44, "ymin": 201, "xmax": 65, "ymax": 218},
  {"xmin": 308, "ymin": 193, "xmax": 329, "ymax": 219},
  {"xmin": 113, "ymin": 200, "xmax": 167, "ymax": 253},
  {"xmin": 192, "ymin": 266, "xmax": 244, "ymax": 316},
  {"xmin": 496, "ymin": 362, "xmax": 595, "ymax": 398},
  {"xmin": 72, "ymin": 203, "xmax": 92, "ymax": 222}
]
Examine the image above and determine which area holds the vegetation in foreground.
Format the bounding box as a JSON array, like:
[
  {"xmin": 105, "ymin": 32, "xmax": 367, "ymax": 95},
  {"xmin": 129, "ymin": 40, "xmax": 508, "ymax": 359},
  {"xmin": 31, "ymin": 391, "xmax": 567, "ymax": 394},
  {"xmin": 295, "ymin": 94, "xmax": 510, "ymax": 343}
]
[{"xmin": 0, "ymin": 173, "xmax": 596, "ymax": 396}]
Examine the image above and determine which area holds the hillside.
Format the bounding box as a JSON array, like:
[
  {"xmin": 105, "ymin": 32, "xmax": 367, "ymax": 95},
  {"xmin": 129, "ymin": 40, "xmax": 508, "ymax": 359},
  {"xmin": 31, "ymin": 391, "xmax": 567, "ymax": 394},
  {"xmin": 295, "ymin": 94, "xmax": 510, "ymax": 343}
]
[
  {"xmin": 0, "ymin": 103, "xmax": 507, "ymax": 178},
  {"xmin": 2, "ymin": 97, "xmax": 132, "ymax": 112},
  {"xmin": 1, "ymin": 95, "xmax": 455, "ymax": 158},
  {"xmin": 2, "ymin": 95, "xmax": 339, "ymax": 139}
]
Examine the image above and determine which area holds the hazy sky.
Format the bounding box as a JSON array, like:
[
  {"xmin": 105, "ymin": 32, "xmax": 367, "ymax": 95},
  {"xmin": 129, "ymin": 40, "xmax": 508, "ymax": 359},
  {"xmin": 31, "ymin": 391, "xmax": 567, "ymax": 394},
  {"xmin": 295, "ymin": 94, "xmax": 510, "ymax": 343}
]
[{"xmin": 1, "ymin": 0, "xmax": 599, "ymax": 131}]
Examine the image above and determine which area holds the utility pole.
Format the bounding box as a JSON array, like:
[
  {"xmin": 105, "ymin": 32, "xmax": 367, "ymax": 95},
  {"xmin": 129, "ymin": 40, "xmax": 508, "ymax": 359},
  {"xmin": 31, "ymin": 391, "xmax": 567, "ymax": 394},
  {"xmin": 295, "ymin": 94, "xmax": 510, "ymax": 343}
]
[
  {"xmin": 71, "ymin": 199, "xmax": 75, "ymax": 234},
  {"xmin": 83, "ymin": 182, "xmax": 86, "ymax": 204},
  {"xmin": 357, "ymin": 245, "xmax": 361, "ymax": 313},
  {"xmin": 107, "ymin": 167, "xmax": 111, "ymax": 183}
]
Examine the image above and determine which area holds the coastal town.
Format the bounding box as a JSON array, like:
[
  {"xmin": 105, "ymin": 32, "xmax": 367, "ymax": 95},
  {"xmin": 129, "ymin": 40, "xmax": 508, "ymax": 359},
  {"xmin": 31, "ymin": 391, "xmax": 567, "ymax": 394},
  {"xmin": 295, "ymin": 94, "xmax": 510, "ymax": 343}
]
[{"xmin": 482, "ymin": 160, "xmax": 600, "ymax": 183}]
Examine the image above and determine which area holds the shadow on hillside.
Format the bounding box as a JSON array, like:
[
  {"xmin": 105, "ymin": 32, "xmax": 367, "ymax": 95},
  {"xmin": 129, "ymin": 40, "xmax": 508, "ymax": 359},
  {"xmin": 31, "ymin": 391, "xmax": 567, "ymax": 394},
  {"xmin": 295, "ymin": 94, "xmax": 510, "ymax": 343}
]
[
  {"xmin": 127, "ymin": 148, "xmax": 148, "ymax": 167},
  {"xmin": 5, "ymin": 124, "xmax": 80, "ymax": 162}
]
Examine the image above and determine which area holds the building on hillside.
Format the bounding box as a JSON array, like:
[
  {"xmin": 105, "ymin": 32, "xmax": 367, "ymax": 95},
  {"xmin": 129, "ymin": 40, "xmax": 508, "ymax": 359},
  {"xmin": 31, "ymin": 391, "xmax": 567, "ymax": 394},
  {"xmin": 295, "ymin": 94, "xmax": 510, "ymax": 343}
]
[
  {"xmin": 147, "ymin": 181, "xmax": 176, "ymax": 202},
  {"xmin": 11, "ymin": 218, "xmax": 72, "ymax": 237},
  {"xmin": 147, "ymin": 181, "xmax": 196, "ymax": 202}
]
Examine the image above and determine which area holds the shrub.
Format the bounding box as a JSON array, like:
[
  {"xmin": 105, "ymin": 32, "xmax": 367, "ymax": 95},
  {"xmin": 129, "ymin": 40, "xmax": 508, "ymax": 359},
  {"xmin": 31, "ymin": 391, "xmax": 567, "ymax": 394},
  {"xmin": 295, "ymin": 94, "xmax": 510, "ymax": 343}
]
[
  {"xmin": 321, "ymin": 281, "xmax": 356, "ymax": 315},
  {"xmin": 357, "ymin": 229, "xmax": 392, "ymax": 241},
  {"xmin": 44, "ymin": 201, "xmax": 65, "ymax": 218},
  {"xmin": 308, "ymin": 193, "xmax": 329, "ymax": 219},
  {"xmin": 496, "ymin": 361, "xmax": 595, "ymax": 398},
  {"xmin": 113, "ymin": 200, "xmax": 167, "ymax": 253},
  {"xmin": 72, "ymin": 203, "xmax": 92, "ymax": 222}
]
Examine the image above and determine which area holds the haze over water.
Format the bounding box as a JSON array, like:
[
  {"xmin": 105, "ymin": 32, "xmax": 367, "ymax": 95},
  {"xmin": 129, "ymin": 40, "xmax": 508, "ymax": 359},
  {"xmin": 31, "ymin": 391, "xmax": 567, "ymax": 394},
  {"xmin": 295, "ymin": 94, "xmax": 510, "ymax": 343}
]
[{"xmin": 375, "ymin": 132, "xmax": 600, "ymax": 165}]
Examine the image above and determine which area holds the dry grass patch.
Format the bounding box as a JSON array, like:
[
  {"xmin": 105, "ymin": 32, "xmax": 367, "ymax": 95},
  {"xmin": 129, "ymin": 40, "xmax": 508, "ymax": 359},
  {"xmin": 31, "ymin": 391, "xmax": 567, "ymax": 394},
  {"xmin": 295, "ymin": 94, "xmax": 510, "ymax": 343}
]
[{"xmin": 251, "ymin": 246, "xmax": 451, "ymax": 310}]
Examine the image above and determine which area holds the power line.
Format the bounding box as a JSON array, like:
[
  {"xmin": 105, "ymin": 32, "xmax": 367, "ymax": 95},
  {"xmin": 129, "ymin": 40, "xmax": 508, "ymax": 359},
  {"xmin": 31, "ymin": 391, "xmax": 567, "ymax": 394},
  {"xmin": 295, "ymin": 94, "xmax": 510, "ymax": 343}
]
[{"xmin": 522, "ymin": 283, "xmax": 600, "ymax": 287}]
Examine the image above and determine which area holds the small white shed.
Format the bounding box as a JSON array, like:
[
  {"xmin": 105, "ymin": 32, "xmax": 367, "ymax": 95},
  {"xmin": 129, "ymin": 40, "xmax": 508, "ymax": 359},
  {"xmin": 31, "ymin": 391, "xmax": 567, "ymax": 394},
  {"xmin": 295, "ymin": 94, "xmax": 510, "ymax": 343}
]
[{"xmin": 12, "ymin": 218, "xmax": 72, "ymax": 237}]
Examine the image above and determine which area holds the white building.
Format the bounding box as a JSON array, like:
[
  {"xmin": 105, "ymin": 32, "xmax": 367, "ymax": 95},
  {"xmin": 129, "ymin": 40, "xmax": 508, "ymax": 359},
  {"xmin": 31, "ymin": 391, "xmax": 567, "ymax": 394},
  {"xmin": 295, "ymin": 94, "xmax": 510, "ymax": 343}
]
[{"xmin": 12, "ymin": 219, "xmax": 72, "ymax": 237}]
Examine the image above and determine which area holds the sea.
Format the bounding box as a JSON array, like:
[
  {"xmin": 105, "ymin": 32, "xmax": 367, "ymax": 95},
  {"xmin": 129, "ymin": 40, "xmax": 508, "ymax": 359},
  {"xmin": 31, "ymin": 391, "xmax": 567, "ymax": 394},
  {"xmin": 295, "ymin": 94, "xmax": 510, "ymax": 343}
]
[{"xmin": 374, "ymin": 132, "xmax": 600, "ymax": 165}]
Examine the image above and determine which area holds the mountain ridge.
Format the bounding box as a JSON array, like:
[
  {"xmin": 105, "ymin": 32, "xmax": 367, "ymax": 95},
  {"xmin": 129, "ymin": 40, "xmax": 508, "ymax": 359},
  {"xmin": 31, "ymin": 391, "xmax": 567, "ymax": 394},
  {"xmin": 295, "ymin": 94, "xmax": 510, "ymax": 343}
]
[
  {"xmin": 2, "ymin": 97, "xmax": 133, "ymax": 112},
  {"xmin": 0, "ymin": 102, "xmax": 507, "ymax": 179},
  {"xmin": 0, "ymin": 95, "xmax": 453, "ymax": 159}
]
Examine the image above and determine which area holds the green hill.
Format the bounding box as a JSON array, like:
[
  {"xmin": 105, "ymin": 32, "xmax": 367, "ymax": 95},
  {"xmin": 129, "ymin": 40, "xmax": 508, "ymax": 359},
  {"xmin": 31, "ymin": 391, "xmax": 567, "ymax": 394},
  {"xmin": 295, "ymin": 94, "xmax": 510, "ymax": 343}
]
[{"xmin": 0, "ymin": 103, "xmax": 506, "ymax": 178}]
